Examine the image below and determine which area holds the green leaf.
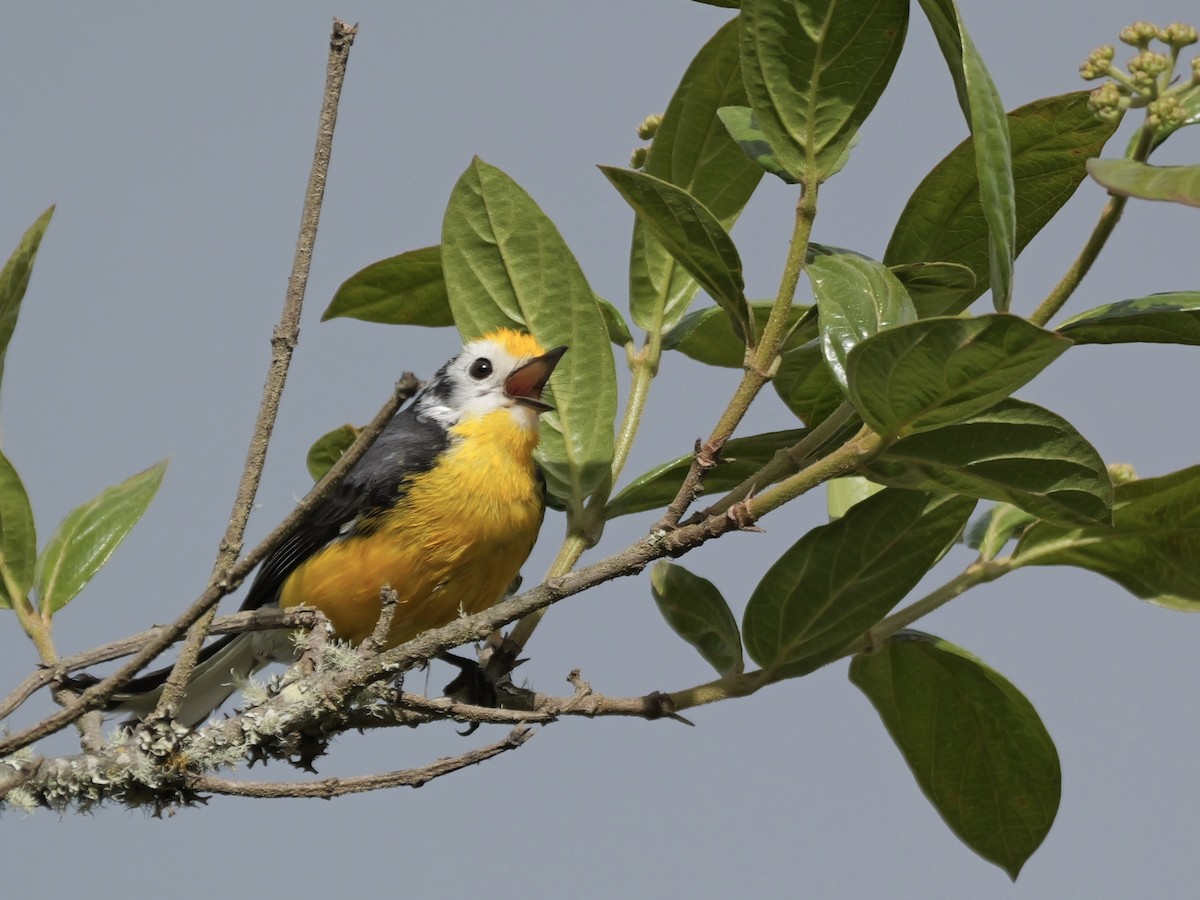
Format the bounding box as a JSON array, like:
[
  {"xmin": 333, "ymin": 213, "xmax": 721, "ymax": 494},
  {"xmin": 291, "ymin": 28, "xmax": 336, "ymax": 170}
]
[
  {"xmin": 0, "ymin": 449, "xmax": 36, "ymax": 611},
  {"xmin": 717, "ymin": 106, "xmax": 799, "ymax": 184},
  {"xmin": 607, "ymin": 428, "xmax": 804, "ymax": 519},
  {"xmin": 850, "ymin": 631, "xmax": 1060, "ymax": 880},
  {"xmin": 663, "ymin": 301, "xmax": 812, "ymax": 368},
  {"xmin": 34, "ymin": 460, "xmax": 167, "ymax": 615},
  {"xmin": 630, "ymin": 18, "xmax": 762, "ymax": 335},
  {"xmin": 597, "ymin": 296, "xmax": 633, "ymax": 347},
  {"xmin": 809, "ymin": 253, "xmax": 917, "ymax": 392},
  {"xmin": 0, "ymin": 206, "xmax": 54, "ymax": 401},
  {"xmin": 740, "ymin": 0, "xmax": 909, "ymax": 183},
  {"xmin": 650, "ymin": 561, "xmax": 744, "ymax": 676},
  {"xmin": 742, "ymin": 490, "xmax": 975, "ymax": 679},
  {"xmin": 321, "ymin": 246, "xmax": 453, "ymax": 326},
  {"xmin": 965, "ymin": 502, "xmax": 1036, "ymax": 561},
  {"xmin": 1087, "ymin": 159, "xmax": 1200, "ymax": 208},
  {"xmin": 773, "ymin": 341, "xmax": 845, "ymax": 427},
  {"xmin": 306, "ymin": 424, "xmax": 360, "ymax": 482},
  {"xmin": 602, "ymin": 167, "xmax": 751, "ymax": 341},
  {"xmin": 889, "ymin": 261, "xmax": 977, "ymax": 318},
  {"xmin": 441, "ymin": 158, "xmax": 617, "ymax": 515},
  {"xmin": 1014, "ymin": 466, "xmax": 1200, "ymax": 609},
  {"xmin": 1056, "ymin": 292, "xmax": 1200, "ymax": 345},
  {"xmin": 826, "ymin": 475, "xmax": 884, "ymax": 519},
  {"xmin": 844, "ymin": 314, "xmax": 1071, "ymax": 438},
  {"xmin": 915, "ymin": 0, "xmax": 1013, "ymax": 311},
  {"xmin": 862, "ymin": 399, "xmax": 1112, "ymax": 527},
  {"xmin": 692, "ymin": 0, "xmax": 740, "ymax": 7},
  {"xmin": 885, "ymin": 92, "xmax": 1117, "ymax": 314}
]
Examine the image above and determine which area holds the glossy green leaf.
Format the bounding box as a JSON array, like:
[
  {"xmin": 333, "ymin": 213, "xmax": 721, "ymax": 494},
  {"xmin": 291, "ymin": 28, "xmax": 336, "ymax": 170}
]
[
  {"xmin": 34, "ymin": 460, "xmax": 167, "ymax": 615},
  {"xmin": 845, "ymin": 315, "xmax": 1071, "ymax": 438},
  {"xmin": 441, "ymin": 158, "xmax": 617, "ymax": 515},
  {"xmin": 1014, "ymin": 466, "xmax": 1200, "ymax": 609},
  {"xmin": 810, "ymin": 253, "xmax": 917, "ymax": 392},
  {"xmin": 743, "ymin": 490, "xmax": 975, "ymax": 679},
  {"xmin": 306, "ymin": 424, "xmax": 360, "ymax": 482},
  {"xmin": 915, "ymin": 0, "xmax": 1013, "ymax": 310},
  {"xmin": 1056, "ymin": 292, "xmax": 1200, "ymax": 345},
  {"xmin": 0, "ymin": 450, "xmax": 36, "ymax": 611},
  {"xmin": 863, "ymin": 399, "xmax": 1112, "ymax": 526},
  {"xmin": 321, "ymin": 246, "xmax": 453, "ymax": 326},
  {"xmin": 607, "ymin": 429, "xmax": 805, "ymax": 519},
  {"xmin": 630, "ymin": 18, "xmax": 762, "ymax": 334},
  {"xmin": 603, "ymin": 167, "xmax": 751, "ymax": 341},
  {"xmin": 965, "ymin": 502, "xmax": 1036, "ymax": 561},
  {"xmin": 826, "ymin": 476, "xmax": 884, "ymax": 519},
  {"xmin": 663, "ymin": 302, "xmax": 813, "ymax": 368},
  {"xmin": 1087, "ymin": 159, "xmax": 1200, "ymax": 208},
  {"xmin": 0, "ymin": 206, "xmax": 54, "ymax": 400},
  {"xmin": 850, "ymin": 631, "xmax": 1060, "ymax": 880},
  {"xmin": 885, "ymin": 92, "xmax": 1117, "ymax": 314},
  {"xmin": 716, "ymin": 106, "xmax": 798, "ymax": 184},
  {"xmin": 773, "ymin": 341, "xmax": 845, "ymax": 427},
  {"xmin": 650, "ymin": 561, "xmax": 744, "ymax": 676},
  {"xmin": 740, "ymin": 0, "xmax": 909, "ymax": 183},
  {"xmin": 889, "ymin": 261, "xmax": 977, "ymax": 318}
]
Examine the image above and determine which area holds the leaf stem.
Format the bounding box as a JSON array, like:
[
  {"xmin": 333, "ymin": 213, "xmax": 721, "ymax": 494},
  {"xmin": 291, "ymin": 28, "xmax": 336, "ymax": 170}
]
[
  {"xmin": 1029, "ymin": 120, "xmax": 1155, "ymax": 328},
  {"xmin": 4, "ymin": 562, "xmax": 56, "ymax": 665},
  {"xmin": 846, "ymin": 556, "xmax": 1011, "ymax": 656}
]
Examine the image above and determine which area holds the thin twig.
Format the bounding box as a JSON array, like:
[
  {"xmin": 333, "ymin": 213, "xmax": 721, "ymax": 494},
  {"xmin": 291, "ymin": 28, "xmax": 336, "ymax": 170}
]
[
  {"xmin": 0, "ymin": 374, "xmax": 416, "ymax": 758},
  {"xmin": 188, "ymin": 725, "xmax": 533, "ymax": 799},
  {"xmin": 155, "ymin": 19, "xmax": 359, "ymax": 719}
]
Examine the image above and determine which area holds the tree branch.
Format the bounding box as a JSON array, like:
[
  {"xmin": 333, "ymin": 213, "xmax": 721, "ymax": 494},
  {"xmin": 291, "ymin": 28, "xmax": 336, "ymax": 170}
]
[
  {"xmin": 188, "ymin": 725, "xmax": 534, "ymax": 799},
  {"xmin": 155, "ymin": 18, "xmax": 359, "ymax": 719}
]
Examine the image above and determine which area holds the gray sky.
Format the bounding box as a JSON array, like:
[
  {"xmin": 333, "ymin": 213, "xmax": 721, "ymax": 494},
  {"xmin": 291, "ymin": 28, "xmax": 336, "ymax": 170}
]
[{"xmin": 4, "ymin": 2, "xmax": 1199, "ymax": 896}]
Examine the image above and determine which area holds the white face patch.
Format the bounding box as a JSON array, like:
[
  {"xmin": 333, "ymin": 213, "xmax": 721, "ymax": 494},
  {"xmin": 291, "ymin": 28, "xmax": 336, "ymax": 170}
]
[{"xmin": 416, "ymin": 337, "xmax": 543, "ymax": 431}]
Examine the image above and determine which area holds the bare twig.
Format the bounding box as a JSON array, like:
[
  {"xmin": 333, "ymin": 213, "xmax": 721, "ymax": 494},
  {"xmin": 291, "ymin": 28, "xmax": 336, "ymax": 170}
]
[
  {"xmin": 155, "ymin": 19, "xmax": 359, "ymax": 719},
  {"xmin": 188, "ymin": 725, "xmax": 534, "ymax": 799}
]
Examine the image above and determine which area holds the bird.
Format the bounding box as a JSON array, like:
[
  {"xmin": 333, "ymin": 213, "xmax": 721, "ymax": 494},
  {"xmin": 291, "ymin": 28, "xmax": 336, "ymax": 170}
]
[{"xmin": 98, "ymin": 328, "xmax": 566, "ymax": 726}]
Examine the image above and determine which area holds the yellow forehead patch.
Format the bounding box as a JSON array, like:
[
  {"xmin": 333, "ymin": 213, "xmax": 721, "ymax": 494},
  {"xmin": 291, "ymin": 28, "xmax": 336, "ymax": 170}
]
[{"xmin": 479, "ymin": 327, "xmax": 546, "ymax": 360}]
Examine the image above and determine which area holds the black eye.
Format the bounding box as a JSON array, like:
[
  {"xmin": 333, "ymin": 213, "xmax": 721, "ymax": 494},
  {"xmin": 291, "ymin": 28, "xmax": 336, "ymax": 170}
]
[{"xmin": 468, "ymin": 357, "xmax": 493, "ymax": 380}]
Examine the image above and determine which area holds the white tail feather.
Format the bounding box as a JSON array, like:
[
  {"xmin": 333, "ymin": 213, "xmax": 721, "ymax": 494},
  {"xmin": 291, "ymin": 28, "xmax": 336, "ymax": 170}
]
[{"xmin": 111, "ymin": 629, "xmax": 294, "ymax": 727}]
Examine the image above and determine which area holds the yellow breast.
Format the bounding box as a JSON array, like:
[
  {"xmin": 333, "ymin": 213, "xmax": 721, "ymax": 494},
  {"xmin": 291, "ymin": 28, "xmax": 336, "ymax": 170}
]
[{"xmin": 278, "ymin": 408, "xmax": 545, "ymax": 646}]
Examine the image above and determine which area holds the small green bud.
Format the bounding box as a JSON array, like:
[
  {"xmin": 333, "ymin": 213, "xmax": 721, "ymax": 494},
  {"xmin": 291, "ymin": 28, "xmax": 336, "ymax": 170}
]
[
  {"xmin": 1080, "ymin": 45, "xmax": 1116, "ymax": 79},
  {"xmin": 1147, "ymin": 95, "xmax": 1183, "ymax": 127},
  {"xmin": 1158, "ymin": 22, "xmax": 1198, "ymax": 48},
  {"xmin": 1127, "ymin": 49, "xmax": 1171, "ymax": 88},
  {"xmin": 1107, "ymin": 462, "xmax": 1138, "ymax": 485},
  {"xmin": 1088, "ymin": 82, "xmax": 1126, "ymax": 121},
  {"xmin": 1120, "ymin": 21, "xmax": 1160, "ymax": 48},
  {"xmin": 1193, "ymin": 55, "xmax": 1200, "ymax": 80},
  {"xmin": 636, "ymin": 113, "xmax": 662, "ymax": 141},
  {"xmin": 629, "ymin": 146, "xmax": 649, "ymax": 170}
]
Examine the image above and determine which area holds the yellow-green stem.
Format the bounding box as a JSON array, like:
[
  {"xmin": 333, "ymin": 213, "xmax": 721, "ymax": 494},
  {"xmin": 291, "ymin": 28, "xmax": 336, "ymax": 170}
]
[
  {"xmin": 1029, "ymin": 121, "xmax": 1155, "ymax": 327},
  {"xmin": 4, "ymin": 563, "xmax": 56, "ymax": 665},
  {"xmin": 709, "ymin": 184, "xmax": 819, "ymax": 446},
  {"xmin": 506, "ymin": 531, "xmax": 589, "ymax": 650}
]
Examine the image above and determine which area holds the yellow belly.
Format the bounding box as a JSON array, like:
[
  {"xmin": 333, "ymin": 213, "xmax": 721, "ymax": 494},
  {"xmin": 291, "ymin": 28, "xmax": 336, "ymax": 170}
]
[{"xmin": 279, "ymin": 409, "xmax": 544, "ymax": 646}]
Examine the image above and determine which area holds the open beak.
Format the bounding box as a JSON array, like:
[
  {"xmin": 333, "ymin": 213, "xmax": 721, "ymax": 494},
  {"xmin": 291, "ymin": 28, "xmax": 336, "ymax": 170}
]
[{"xmin": 505, "ymin": 346, "xmax": 567, "ymax": 413}]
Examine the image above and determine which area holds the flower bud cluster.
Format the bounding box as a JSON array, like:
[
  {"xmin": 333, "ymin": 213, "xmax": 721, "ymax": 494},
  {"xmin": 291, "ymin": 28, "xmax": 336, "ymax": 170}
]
[{"xmin": 1082, "ymin": 21, "xmax": 1200, "ymax": 126}]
